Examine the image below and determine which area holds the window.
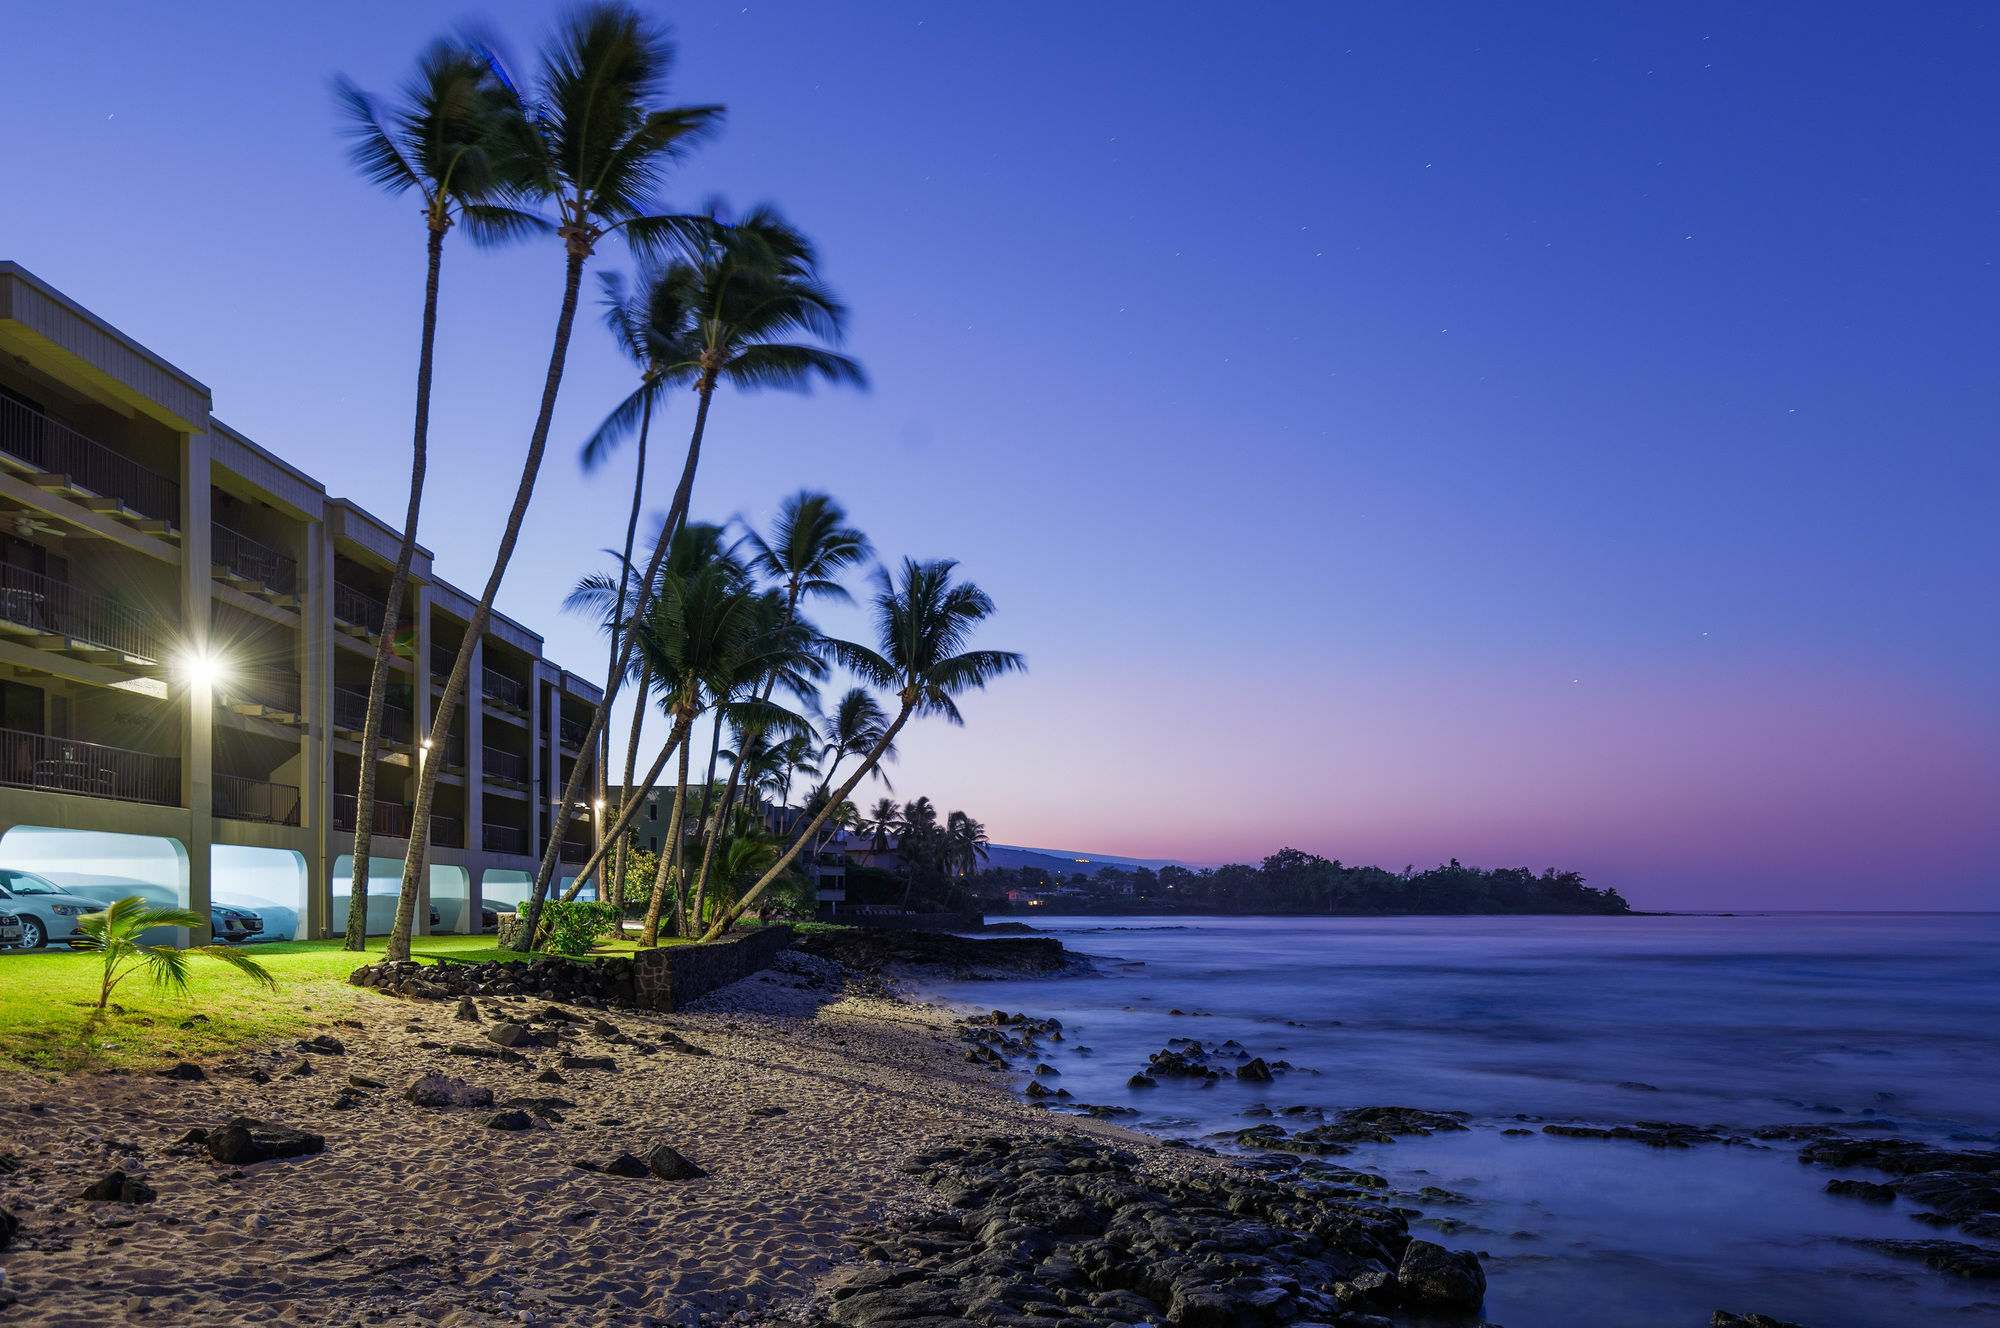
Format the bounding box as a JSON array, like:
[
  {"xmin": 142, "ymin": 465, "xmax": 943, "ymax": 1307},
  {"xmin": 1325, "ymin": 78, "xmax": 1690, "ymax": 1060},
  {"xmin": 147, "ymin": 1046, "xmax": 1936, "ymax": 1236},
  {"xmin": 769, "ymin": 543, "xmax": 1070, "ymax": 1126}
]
[
  {"xmin": 648, "ymin": 837, "xmax": 658, "ymax": 853},
  {"xmin": 647, "ymin": 803, "xmax": 657, "ymax": 821}
]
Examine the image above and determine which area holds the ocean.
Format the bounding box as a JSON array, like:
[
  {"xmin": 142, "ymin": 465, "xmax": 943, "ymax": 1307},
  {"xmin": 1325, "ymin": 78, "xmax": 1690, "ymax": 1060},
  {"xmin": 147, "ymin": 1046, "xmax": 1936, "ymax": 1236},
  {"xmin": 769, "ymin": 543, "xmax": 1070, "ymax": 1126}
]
[{"xmin": 919, "ymin": 913, "xmax": 2000, "ymax": 1328}]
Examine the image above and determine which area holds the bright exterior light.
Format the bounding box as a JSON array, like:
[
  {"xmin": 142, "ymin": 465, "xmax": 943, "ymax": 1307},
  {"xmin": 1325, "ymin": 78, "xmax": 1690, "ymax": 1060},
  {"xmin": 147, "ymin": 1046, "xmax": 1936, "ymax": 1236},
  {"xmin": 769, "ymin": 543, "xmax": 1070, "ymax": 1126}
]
[
  {"xmin": 594, "ymin": 798, "xmax": 606, "ymax": 811},
  {"xmin": 180, "ymin": 649, "xmax": 226, "ymax": 690}
]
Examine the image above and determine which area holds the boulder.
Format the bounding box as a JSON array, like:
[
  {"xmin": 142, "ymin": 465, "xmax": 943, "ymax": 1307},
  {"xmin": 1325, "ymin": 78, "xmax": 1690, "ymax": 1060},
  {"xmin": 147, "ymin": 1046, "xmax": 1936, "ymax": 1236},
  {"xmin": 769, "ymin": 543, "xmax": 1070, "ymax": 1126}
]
[
  {"xmin": 603, "ymin": 1153, "xmax": 652, "ymax": 1179},
  {"xmin": 486, "ymin": 1023, "xmax": 539, "ymax": 1048},
  {"xmin": 403, "ymin": 1074, "xmax": 495, "ymax": 1110},
  {"xmin": 1712, "ymin": 1314, "xmax": 1810, "ymax": 1328},
  {"xmin": 297, "ymin": 1034, "xmax": 346, "ymax": 1056},
  {"xmin": 1826, "ymin": 1178, "xmax": 1896, "ymax": 1202},
  {"xmin": 481, "ymin": 1111, "xmax": 534, "ymax": 1131},
  {"xmin": 80, "ymin": 1170, "xmax": 157, "ymax": 1203},
  {"xmin": 645, "ymin": 1144, "xmax": 707, "ymax": 1180},
  {"xmin": 345, "ymin": 1074, "xmax": 386, "ymax": 1091},
  {"xmin": 454, "ymin": 997, "xmax": 481, "ymax": 1022},
  {"xmin": 157, "ymin": 1062, "xmax": 206, "ymax": 1082},
  {"xmin": 1397, "ymin": 1240, "xmax": 1484, "ymax": 1310},
  {"xmin": 205, "ymin": 1119, "xmax": 325, "ymax": 1166},
  {"xmin": 1127, "ymin": 1074, "xmax": 1157, "ymax": 1089},
  {"xmin": 1236, "ymin": 1057, "xmax": 1274, "ymax": 1083}
]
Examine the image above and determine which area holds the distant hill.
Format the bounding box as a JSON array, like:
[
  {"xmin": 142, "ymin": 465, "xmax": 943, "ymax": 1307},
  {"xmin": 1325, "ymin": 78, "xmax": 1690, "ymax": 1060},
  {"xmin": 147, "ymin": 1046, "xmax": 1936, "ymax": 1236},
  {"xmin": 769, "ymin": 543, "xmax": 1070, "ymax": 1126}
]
[{"xmin": 982, "ymin": 844, "xmax": 1189, "ymax": 878}]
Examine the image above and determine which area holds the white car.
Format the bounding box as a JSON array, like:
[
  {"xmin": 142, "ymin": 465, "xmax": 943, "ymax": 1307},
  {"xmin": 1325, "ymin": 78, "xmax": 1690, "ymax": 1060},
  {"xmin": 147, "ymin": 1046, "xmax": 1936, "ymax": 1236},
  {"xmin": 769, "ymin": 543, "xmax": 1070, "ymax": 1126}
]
[{"xmin": 0, "ymin": 870, "xmax": 108, "ymax": 949}]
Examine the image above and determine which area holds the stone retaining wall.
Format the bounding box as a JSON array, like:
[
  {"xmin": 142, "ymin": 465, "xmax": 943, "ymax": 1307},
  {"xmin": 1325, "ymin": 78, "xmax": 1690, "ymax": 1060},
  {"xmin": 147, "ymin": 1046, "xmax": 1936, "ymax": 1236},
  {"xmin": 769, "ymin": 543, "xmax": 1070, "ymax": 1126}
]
[{"xmin": 347, "ymin": 926, "xmax": 794, "ymax": 1012}]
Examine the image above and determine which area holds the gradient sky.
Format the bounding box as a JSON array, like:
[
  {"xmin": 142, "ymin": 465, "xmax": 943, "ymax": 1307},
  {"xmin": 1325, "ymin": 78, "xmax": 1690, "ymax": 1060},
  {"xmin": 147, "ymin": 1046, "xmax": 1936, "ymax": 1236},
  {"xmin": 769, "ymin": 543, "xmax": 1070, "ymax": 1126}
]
[{"xmin": 4, "ymin": 3, "xmax": 1994, "ymax": 909}]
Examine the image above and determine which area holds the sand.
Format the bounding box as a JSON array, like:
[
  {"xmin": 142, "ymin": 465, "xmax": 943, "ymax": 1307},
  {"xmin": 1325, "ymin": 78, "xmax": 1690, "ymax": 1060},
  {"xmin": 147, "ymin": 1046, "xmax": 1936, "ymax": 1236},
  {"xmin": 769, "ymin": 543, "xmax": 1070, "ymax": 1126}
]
[{"xmin": 0, "ymin": 948, "xmax": 1159, "ymax": 1328}]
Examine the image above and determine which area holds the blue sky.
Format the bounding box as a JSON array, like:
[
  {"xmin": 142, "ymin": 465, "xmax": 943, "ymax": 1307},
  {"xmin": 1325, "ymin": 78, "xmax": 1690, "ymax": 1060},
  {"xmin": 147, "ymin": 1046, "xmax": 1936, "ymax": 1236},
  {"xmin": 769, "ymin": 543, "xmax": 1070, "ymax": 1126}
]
[{"xmin": 4, "ymin": 2, "xmax": 1994, "ymax": 907}]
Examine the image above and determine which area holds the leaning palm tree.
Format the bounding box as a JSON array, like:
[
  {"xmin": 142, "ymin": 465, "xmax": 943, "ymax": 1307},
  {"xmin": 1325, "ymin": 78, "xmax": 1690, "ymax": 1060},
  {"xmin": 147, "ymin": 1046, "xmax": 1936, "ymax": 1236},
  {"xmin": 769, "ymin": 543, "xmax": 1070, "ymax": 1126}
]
[
  {"xmin": 71, "ymin": 897, "xmax": 276, "ymax": 1011},
  {"xmin": 812, "ymin": 686, "xmax": 896, "ymax": 799},
  {"xmin": 702, "ymin": 558, "xmax": 1023, "ymax": 939},
  {"xmin": 580, "ymin": 267, "xmax": 700, "ymax": 901},
  {"xmin": 333, "ymin": 40, "xmax": 523, "ymax": 952},
  {"xmin": 946, "ymin": 810, "xmax": 991, "ymax": 879},
  {"xmin": 518, "ymin": 215, "xmax": 868, "ymax": 949},
  {"xmin": 388, "ymin": 3, "xmax": 722, "ymax": 961}
]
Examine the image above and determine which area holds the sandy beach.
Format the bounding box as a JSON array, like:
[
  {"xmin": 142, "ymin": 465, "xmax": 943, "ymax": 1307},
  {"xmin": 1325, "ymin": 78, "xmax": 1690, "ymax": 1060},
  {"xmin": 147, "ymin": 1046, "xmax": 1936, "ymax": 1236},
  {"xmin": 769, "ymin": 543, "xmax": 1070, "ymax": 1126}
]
[{"xmin": 0, "ymin": 948, "xmax": 1164, "ymax": 1328}]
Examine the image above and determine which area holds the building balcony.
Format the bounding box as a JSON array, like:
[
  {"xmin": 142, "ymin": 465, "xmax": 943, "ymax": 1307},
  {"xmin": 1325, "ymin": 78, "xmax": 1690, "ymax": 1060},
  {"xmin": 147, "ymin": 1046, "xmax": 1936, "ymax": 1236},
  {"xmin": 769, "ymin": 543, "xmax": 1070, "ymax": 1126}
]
[
  {"xmin": 482, "ymin": 744, "xmax": 528, "ymax": 784},
  {"xmin": 330, "ymin": 792, "xmax": 412, "ymax": 838},
  {"xmin": 213, "ymin": 773, "xmax": 301, "ymax": 826},
  {"xmin": 481, "ymin": 666, "xmax": 528, "ymax": 712},
  {"xmin": 558, "ymin": 838, "xmax": 591, "ymax": 864},
  {"xmin": 0, "ymin": 727, "xmax": 180, "ymax": 806},
  {"xmin": 430, "ymin": 643, "xmax": 455, "ymax": 679},
  {"xmin": 483, "ymin": 822, "xmax": 529, "ymax": 856},
  {"xmin": 0, "ymin": 562, "xmax": 165, "ymax": 665},
  {"xmin": 217, "ymin": 672, "xmax": 302, "ymax": 725},
  {"xmin": 0, "ymin": 393, "xmax": 180, "ymax": 529},
  {"xmin": 332, "ymin": 581, "xmax": 388, "ymax": 636},
  {"xmin": 429, "ymin": 814, "xmax": 464, "ymax": 849},
  {"xmin": 211, "ymin": 522, "xmax": 298, "ymax": 601},
  {"xmin": 333, "ymin": 684, "xmax": 412, "ymax": 745},
  {"xmin": 558, "ymin": 715, "xmax": 588, "ymax": 749}
]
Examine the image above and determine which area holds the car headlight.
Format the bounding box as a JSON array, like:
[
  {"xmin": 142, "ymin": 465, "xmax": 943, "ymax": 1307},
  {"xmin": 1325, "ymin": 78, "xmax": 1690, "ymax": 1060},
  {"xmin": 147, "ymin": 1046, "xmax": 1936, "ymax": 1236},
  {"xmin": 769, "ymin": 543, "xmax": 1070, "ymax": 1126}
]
[{"xmin": 51, "ymin": 904, "xmax": 89, "ymax": 916}]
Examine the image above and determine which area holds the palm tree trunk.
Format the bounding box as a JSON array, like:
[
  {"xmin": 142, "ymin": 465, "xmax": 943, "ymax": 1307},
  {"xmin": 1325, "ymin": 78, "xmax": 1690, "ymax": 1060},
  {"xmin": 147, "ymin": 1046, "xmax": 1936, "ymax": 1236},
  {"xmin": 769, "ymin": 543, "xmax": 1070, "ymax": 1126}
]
[
  {"xmin": 701, "ymin": 703, "xmax": 912, "ymax": 941},
  {"xmin": 385, "ymin": 245, "xmax": 586, "ymax": 963},
  {"xmin": 515, "ymin": 381, "xmax": 715, "ymax": 949},
  {"xmin": 345, "ymin": 222, "xmax": 445, "ymax": 951},
  {"xmin": 640, "ymin": 715, "xmax": 693, "ymax": 945},
  {"xmin": 685, "ymin": 710, "xmax": 726, "ymax": 934},
  {"xmin": 556, "ymin": 721, "xmax": 687, "ymax": 902},
  {"xmin": 605, "ymin": 390, "xmax": 652, "ymax": 911}
]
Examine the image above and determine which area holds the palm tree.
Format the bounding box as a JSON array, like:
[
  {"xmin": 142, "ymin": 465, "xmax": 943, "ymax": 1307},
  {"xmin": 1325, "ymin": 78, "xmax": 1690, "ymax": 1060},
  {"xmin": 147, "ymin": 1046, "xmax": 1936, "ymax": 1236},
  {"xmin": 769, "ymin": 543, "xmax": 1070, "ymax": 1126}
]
[
  {"xmin": 689, "ymin": 491, "xmax": 869, "ymax": 915},
  {"xmin": 579, "ymin": 266, "xmax": 700, "ymax": 902},
  {"xmin": 332, "ymin": 39, "xmax": 521, "ymax": 952},
  {"xmin": 518, "ymin": 211, "xmax": 865, "ymax": 946},
  {"xmin": 71, "ymin": 897, "xmax": 275, "ymax": 1011},
  {"xmin": 389, "ymin": 3, "xmax": 721, "ymax": 961},
  {"xmin": 702, "ymin": 558, "xmax": 1023, "ymax": 940},
  {"xmin": 945, "ymin": 810, "xmax": 990, "ymax": 882},
  {"xmin": 813, "ymin": 686, "xmax": 896, "ymax": 798},
  {"xmin": 865, "ymin": 796, "xmax": 899, "ymax": 854},
  {"xmin": 894, "ymin": 796, "xmax": 941, "ymax": 907}
]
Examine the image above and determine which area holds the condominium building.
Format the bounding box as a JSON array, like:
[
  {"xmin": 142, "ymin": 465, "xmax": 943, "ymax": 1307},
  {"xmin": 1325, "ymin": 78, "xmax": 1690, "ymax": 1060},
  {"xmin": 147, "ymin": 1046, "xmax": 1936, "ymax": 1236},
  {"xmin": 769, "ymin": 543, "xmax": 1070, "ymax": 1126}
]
[{"xmin": 0, "ymin": 262, "xmax": 603, "ymax": 940}]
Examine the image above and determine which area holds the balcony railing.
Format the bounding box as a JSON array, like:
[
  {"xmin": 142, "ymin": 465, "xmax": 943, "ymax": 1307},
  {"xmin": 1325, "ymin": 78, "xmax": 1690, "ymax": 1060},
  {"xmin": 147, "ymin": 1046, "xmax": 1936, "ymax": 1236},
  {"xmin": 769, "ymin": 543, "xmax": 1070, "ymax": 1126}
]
[
  {"xmin": 558, "ymin": 838, "xmax": 591, "ymax": 864},
  {"xmin": 482, "ymin": 744, "xmax": 528, "ymax": 783},
  {"xmin": 481, "ymin": 667, "xmax": 528, "ymax": 711},
  {"xmin": 333, "ymin": 581, "xmax": 388, "ymax": 632},
  {"xmin": 558, "ymin": 715, "xmax": 588, "ymax": 748},
  {"xmin": 0, "ymin": 728, "xmax": 180, "ymax": 806},
  {"xmin": 430, "ymin": 644, "xmax": 456, "ymax": 678},
  {"xmin": 333, "ymin": 685, "xmax": 412, "ymax": 744},
  {"xmin": 211, "ymin": 522, "xmax": 298, "ymax": 597},
  {"xmin": 0, "ymin": 394, "xmax": 180, "ymax": 523},
  {"xmin": 0, "ymin": 563, "xmax": 165, "ymax": 661},
  {"xmin": 483, "ymin": 822, "xmax": 529, "ymax": 856},
  {"xmin": 331, "ymin": 793, "xmax": 412, "ymax": 838},
  {"xmin": 220, "ymin": 672, "xmax": 302, "ymax": 716},
  {"xmin": 430, "ymin": 814, "xmax": 464, "ymax": 849},
  {"xmin": 213, "ymin": 773, "xmax": 301, "ymax": 826}
]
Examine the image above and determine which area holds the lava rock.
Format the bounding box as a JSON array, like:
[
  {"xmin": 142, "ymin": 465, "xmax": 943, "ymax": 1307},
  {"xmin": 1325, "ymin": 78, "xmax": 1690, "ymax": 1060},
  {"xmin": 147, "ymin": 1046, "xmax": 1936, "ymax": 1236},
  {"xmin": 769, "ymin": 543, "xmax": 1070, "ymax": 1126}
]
[
  {"xmin": 481, "ymin": 1111, "xmax": 534, "ymax": 1131},
  {"xmin": 1713, "ymin": 1313, "xmax": 1811, "ymax": 1328},
  {"xmin": 345, "ymin": 1074, "xmax": 386, "ymax": 1091},
  {"xmin": 205, "ymin": 1119, "xmax": 325, "ymax": 1166},
  {"xmin": 454, "ymin": 997, "xmax": 481, "ymax": 1022},
  {"xmin": 1127, "ymin": 1073, "xmax": 1157, "ymax": 1089},
  {"xmin": 1397, "ymin": 1239, "xmax": 1485, "ymax": 1310},
  {"xmin": 157, "ymin": 1062, "xmax": 206, "ymax": 1082},
  {"xmin": 603, "ymin": 1153, "xmax": 652, "ymax": 1179},
  {"xmin": 645, "ymin": 1144, "xmax": 706, "ymax": 1180},
  {"xmin": 296, "ymin": 1034, "xmax": 346, "ymax": 1056},
  {"xmin": 536, "ymin": 1069, "xmax": 567, "ymax": 1085},
  {"xmin": 1826, "ymin": 1178, "xmax": 1897, "ymax": 1203},
  {"xmin": 403, "ymin": 1074, "xmax": 495, "ymax": 1110},
  {"xmin": 1236, "ymin": 1057, "xmax": 1274, "ymax": 1082},
  {"xmin": 80, "ymin": 1170, "xmax": 157, "ymax": 1203},
  {"xmin": 485, "ymin": 1023, "xmax": 539, "ymax": 1048}
]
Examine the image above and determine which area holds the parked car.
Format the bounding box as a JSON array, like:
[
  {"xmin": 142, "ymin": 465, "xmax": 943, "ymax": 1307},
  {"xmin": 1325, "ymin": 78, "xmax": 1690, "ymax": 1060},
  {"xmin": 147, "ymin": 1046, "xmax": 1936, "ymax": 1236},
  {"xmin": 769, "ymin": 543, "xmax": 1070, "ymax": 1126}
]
[
  {"xmin": 0, "ymin": 870, "xmax": 113, "ymax": 949},
  {"xmin": 19, "ymin": 878, "xmax": 268, "ymax": 946},
  {"xmin": 0, "ymin": 911, "xmax": 23, "ymax": 948}
]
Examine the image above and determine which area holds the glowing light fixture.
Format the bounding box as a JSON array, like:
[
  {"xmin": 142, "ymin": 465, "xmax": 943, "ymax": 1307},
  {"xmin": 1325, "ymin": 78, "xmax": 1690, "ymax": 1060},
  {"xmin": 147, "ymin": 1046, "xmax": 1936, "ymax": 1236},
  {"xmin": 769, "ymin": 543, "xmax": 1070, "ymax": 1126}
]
[{"xmin": 180, "ymin": 648, "xmax": 226, "ymax": 690}]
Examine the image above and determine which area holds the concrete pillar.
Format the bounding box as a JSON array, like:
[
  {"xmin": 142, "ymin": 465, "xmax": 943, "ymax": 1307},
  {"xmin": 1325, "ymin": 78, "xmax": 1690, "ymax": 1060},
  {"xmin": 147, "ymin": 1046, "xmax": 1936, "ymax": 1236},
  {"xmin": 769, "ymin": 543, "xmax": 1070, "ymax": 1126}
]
[
  {"xmin": 183, "ymin": 429, "xmax": 214, "ymax": 941},
  {"xmin": 529, "ymin": 668, "xmax": 544, "ymax": 861},
  {"xmin": 465, "ymin": 635, "xmax": 484, "ymax": 855},
  {"xmin": 413, "ymin": 585, "xmax": 434, "ymax": 937},
  {"xmin": 301, "ymin": 514, "xmax": 331, "ymax": 938}
]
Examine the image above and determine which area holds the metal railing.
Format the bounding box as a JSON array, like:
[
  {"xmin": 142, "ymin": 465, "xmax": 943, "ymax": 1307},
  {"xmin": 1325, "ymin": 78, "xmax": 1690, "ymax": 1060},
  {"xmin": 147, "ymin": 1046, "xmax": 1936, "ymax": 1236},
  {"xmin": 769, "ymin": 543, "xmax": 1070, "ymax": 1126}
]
[
  {"xmin": 481, "ymin": 744, "xmax": 528, "ymax": 783},
  {"xmin": 481, "ymin": 666, "xmax": 528, "ymax": 710},
  {"xmin": 0, "ymin": 394, "xmax": 180, "ymax": 522},
  {"xmin": 331, "ymin": 793, "xmax": 412, "ymax": 838},
  {"xmin": 0, "ymin": 727, "xmax": 180, "ymax": 806},
  {"xmin": 333, "ymin": 581, "xmax": 387, "ymax": 631},
  {"xmin": 483, "ymin": 822, "xmax": 529, "ymax": 855},
  {"xmin": 430, "ymin": 643, "xmax": 456, "ymax": 677},
  {"xmin": 558, "ymin": 838, "xmax": 591, "ymax": 864},
  {"xmin": 558, "ymin": 715, "xmax": 588, "ymax": 748},
  {"xmin": 0, "ymin": 562, "xmax": 165, "ymax": 660},
  {"xmin": 333, "ymin": 685, "xmax": 412, "ymax": 743},
  {"xmin": 220, "ymin": 672, "xmax": 302, "ymax": 715},
  {"xmin": 211, "ymin": 522, "xmax": 298, "ymax": 596},
  {"xmin": 213, "ymin": 773, "xmax": 301, "ymax": 825},
  {"xmin": 430, "ymin": 814, "xmax": 464, "ymax": 848}
]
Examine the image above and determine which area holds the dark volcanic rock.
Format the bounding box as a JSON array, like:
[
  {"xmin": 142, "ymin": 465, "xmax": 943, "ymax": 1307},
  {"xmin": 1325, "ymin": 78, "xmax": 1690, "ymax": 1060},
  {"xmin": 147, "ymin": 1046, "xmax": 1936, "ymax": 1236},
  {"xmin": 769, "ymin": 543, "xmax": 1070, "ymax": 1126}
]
[
  {"xmin": 205, "ymin": 1118, "xmax": 325, "ymax": 1165},
  {"xmin": 1397, "ymin": 1238, "xmax": 1485, "ymax": 1309},
  {"xmin": 157, "ymin": 1062, "xmax": 206, "ymax": 1082},
  {"xmin": 645, "ymin": 1144, "xmax": 706, "ymax": 1180},
  {"xmin": 454, "ymin": 997, "xmax": 481, "ymax": 1022},
  {"xmin": 485, "ymin": 1022, "xmax": 539, "ymax": 1048},
  {"xmin": 1713, "ymin": 1313, "xmax": 1811, "ymax": 1328},
  {"xmin": 0, "ymin": 1207, "xmax": 15, "ymax": 1252},
  {"xmin": 1848, "ymin": 1237, "xmax": 2000, "ymax": 1279},
  {"xmin": 80, "ymin": 1170, "xmax": 157, "ymax": 1203},
  {"xmin": 1236, "ymin": 1057, "xmax": 1274, "ymax": 1082},
  {"xmin": 1825, "ymin": 1178, "xmax": 1897, "ymax": 1203},
  {"xmin": 603, "ymin": 1153, "xmax": 652, "ymax": 1179},
  {"xmin": 297, "ymin": 1034, "xmax": 346, "ymax": 1055},
  {"xmin": 404, "ymin": 1074, "xmax": 494, "ymax": 1109},
  {"xmin": 800, "ymin": 928, "xmax": 1071, "ymax": 976},
  {"xmin": 481, "ymin": 1111, "xmax": 534, "ymax": 1131}
]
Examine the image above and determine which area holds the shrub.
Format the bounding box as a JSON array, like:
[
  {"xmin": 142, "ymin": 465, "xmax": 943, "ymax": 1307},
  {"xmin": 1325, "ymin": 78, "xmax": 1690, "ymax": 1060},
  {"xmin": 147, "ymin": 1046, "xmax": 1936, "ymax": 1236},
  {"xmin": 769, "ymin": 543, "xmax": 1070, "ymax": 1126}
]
[{"xmin": 537, "ymin": 901, "xmax": 622, "ymax": 957}]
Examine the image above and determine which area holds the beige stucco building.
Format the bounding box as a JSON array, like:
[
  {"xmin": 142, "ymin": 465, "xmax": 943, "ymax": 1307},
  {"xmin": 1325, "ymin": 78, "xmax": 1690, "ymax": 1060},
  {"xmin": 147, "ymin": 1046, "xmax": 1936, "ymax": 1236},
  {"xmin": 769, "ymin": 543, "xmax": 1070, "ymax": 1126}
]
[{"xmin": 0, "ymin": 262, "xmax": 603, "ymax": 940}]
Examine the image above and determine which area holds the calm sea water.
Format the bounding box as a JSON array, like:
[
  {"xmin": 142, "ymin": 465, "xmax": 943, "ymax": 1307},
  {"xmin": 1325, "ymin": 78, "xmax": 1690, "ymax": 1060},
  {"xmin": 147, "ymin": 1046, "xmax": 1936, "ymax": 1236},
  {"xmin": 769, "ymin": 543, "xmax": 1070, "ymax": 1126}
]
[{"xmin": 920, "ymin": 914, "xmax": 2000, "ymax": 1328}]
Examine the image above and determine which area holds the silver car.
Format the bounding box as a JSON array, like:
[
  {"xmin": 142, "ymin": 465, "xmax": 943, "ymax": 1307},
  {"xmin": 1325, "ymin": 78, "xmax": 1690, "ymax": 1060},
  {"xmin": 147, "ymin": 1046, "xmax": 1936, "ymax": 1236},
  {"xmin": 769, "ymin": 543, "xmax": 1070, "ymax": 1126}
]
[
  {"xmin": 0, "ymin": 870, "xmax": 104, "ymax": 949},
  {"xmin": 0, "ymin": 911, "xmax": 22, "ymax": 948}
]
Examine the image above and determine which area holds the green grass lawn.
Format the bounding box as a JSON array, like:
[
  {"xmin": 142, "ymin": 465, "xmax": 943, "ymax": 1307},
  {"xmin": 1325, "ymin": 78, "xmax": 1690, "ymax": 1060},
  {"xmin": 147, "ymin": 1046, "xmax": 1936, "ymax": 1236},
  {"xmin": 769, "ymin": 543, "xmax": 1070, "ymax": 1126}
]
[{"xmin": 0, "ymin": 931, "xmax": 687, "ymax": 1076}]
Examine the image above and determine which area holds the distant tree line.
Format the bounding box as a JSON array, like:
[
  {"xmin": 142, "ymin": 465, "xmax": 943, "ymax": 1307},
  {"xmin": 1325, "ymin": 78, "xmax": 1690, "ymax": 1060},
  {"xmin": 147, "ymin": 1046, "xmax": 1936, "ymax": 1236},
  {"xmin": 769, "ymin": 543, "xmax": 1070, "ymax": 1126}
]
[{"xmin": 973, "ymin": 848, "xmax": 1630, "ymax": 916}]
